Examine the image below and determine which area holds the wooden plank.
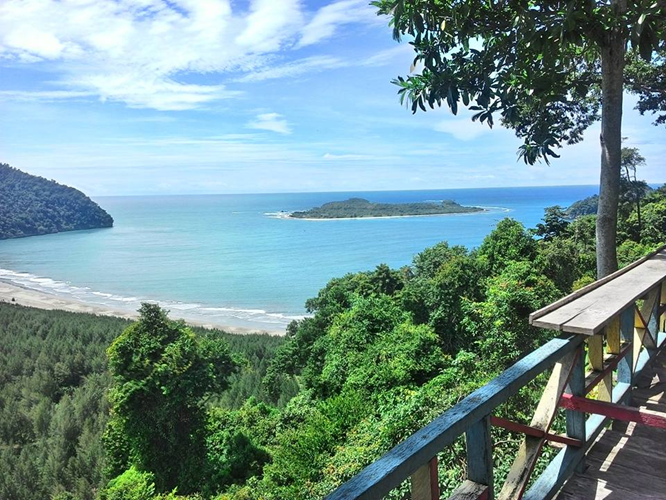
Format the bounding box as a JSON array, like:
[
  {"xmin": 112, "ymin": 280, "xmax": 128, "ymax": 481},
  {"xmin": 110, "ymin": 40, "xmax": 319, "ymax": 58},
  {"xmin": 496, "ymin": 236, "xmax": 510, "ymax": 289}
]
[
  {"xmin": 522, "ymin": 382, "xmax": 631, "ymax": 500},
  {"xmin": 639, "ymin": 287, "xmax": 660, "ymax": 344},
  {"xmin": 449, "ymin": 480, "xmax": 489, "ymax": 500},
  {"xmin": 587, "ymin": 334, "xmax": 603, "ymax": 371},
  {"xmin": 634, "ymin": 332, "xmax": 666, "ymax": 383},
  {"xmin": 497, "ymin": 350, "xmax": 578, "ymax": 500},
  {"xmin": 565, "ymin": 343, "xmax": 586, "ymax": 472},
  {"xmin": 583, "ymin": 343, "xmax": 631, "ymax": 395},
  {"xmin": 490, "ymin": 416, "xmax": 581, "ymax": 447},
  {"xmin": 618, "ymin": 307, "xmax": 634, "ymax": 399},
  {"xmin": 497, "ymin": 436, "xmax": 543, "ymax": 500},
  {"xmin": 587, "ymin": 335, "xmax": 611, "ymax": 402},
  {"xmin": 606, "ymin": 315, "xmax": 621, "ymax": 354},
  {"xmin": 529, "ymin": 244, "xmax": 666, "ymax": 324},
  {"xmin": 531, "ymin": 248, "xmax": 666, "ymax": 335},
  {"xmin": 531, "ymin": 350, "xmax": 579, "ymax": 430},
  {"xmin": 465, "ymin": 416, "xmax": 493, "ymax": 499},
  {"xmin": 583, "ymin": 454, "xmax": 666, "ymax": 492},
  {"xmin": 659, "ymin": 281, "xmax": 666, "ymax": 332},
  {"xmin": 326, "ymin": 335, "xmax": 584, "ymax": 500},
  {"xmin": 557, "ymin": 475, "xmax": 664, "ymax": 500},
  {"xmin": 411, "ymin": 457, "xmax": 438, "ymax": 500},
  {"xmin": 583, "ymin": 429, "xmax": 666, "ymax": 464},
  {"xmin": 559, "ymin": 394, "xmax": 666, "ymax": 429}
]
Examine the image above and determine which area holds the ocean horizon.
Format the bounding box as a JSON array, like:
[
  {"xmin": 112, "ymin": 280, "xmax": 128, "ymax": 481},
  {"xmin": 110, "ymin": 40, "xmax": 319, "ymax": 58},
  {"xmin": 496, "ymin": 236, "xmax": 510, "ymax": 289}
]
[{"xmin": 0, "ymin": 185, "xmax": 600, "ymax": 331}]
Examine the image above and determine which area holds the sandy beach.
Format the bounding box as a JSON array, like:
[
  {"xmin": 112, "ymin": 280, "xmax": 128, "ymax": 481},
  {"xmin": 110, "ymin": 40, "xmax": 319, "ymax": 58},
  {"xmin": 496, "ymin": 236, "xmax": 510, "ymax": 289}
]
[
  {"xmin": 267, "ymin": 207, "xmax": 505, "ymax": 221},
  {"xmin": 0, "ymin": 280, "xmax": 284, "ymax": 336}
]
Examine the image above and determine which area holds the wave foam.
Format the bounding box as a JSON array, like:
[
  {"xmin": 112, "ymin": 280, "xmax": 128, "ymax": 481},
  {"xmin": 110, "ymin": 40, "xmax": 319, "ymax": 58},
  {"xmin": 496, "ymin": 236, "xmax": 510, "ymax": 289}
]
[{"xmin": 0, "ymin": 268, "xmax": 303, "ymax": 329}]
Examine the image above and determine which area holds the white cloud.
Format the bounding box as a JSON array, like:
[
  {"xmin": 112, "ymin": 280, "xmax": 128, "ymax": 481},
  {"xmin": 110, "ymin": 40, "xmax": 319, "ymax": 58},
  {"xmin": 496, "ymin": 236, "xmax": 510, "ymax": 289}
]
[
  {"xmin": 298, "ymin": 0, "xmax": 378, "ymax": 48},
  {"xmin": 434, "ymin": 117, "xmax": 493, "ymax": 141},
  {"xmin": 5, "ymin": 28, "xmax": 66, "ymax": 59},
  {"xmin": 236, "ymin": 56, "xmax": 346, "ymax": 82},
  {"xmin": 247, "ymin": 113, "xmax": 292, "ymax": 134},
  {"xmin": 361, "ymin": 44, "xmax": 414, "ymax": 67},
  {"xmin": 323, "ymin": 153, "xmax": 380, "ymax": 160},
  {"xmin": 236, "ymin": 0, "xmax": 303, "ymax": 51},
  {"xmin": 80, "ymin": 75, "xmax": 242, "ymax": 111},
  {"xmin": 0, "ymin": 90, "xmax": 95, "ymax": 101},
  {"xmin": 0, "ymin": 0, "xmax": 381, "ymax": 110}
]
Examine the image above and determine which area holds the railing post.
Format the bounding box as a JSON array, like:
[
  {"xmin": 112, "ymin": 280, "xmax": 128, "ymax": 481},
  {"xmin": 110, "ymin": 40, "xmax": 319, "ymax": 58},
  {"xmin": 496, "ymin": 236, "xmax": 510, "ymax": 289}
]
[
  {"xmin": 588, "ymin": 332, "xmax": 611, "ymax": 402},
  {"xmin": 618, "ymin": 306, "xmax": 634, "ymax": 405},
  {"xmin": 465, "ymin": 415, "xmax": 494, "ymax": 499},
  {"xmin": 411, "ymin": 457, "xmax": 439, "ymax": 500},
  {"xmin": 565, "ymin": 342, "xmax": 585, "ymax": 473},
  {"xmin": 659, "ymin": 281, "xmax": 666, "ymax": 332},
  {"xmin": 647, "ymin": 285, "xmax": 661, "ymax": 336}
]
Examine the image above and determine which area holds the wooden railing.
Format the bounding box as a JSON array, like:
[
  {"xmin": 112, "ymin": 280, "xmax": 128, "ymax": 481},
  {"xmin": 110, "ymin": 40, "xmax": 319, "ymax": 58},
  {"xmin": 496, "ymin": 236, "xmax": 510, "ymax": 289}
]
[{"xmin": 327, "ymin": 246, "xmax": 666, "ymax": 500}]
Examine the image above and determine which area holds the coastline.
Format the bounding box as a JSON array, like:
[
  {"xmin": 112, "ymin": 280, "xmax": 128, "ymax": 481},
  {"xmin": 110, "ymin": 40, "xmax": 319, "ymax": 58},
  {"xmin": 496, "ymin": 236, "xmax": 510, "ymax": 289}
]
[
  {"xmin": 0, "ymin": 280, "xmax": 285, "ymax": 336},
  {"xmin": 268, "ymin": 208, "xmax": 493, "ymax": 221}
]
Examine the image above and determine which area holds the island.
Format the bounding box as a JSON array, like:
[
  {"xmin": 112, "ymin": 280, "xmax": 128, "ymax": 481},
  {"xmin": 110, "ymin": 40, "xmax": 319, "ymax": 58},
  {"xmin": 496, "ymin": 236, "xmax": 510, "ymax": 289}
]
[
  {"xmin": 289, "ymin": 197, "xmax": 485, "ymax": 219},
  {"xmin": 0, "ymin": 163, "xmax": 114, "ymax": 239}
]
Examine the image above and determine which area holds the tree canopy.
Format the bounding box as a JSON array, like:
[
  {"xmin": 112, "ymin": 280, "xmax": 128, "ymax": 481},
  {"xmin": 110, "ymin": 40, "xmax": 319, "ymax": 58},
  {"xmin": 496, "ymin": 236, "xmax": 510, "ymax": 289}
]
[{"xmin": 105, "ymin": 304, "xmax": 238, "ymax": 493}]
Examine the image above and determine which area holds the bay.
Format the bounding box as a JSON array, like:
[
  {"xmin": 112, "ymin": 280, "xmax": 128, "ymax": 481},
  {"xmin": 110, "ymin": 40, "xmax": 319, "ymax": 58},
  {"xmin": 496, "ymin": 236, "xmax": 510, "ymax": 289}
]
[{"xmin": 0, "ymin": 186, "xmax": 598, "ymax": 330}]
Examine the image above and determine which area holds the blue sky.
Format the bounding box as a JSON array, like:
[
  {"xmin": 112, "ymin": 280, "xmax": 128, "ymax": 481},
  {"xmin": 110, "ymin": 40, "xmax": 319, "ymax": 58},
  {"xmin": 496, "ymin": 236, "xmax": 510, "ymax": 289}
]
[{"xmin": 0, "ymin": 0, "xmax": 664, "ymax": 196}]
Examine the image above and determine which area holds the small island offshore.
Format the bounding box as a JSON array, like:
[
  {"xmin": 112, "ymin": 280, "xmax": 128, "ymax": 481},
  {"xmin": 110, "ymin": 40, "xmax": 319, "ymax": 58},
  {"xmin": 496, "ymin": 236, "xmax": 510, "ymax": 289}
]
[{"xmin": 289, "ymin": 197, "xmax": 485, "ymax": 219}]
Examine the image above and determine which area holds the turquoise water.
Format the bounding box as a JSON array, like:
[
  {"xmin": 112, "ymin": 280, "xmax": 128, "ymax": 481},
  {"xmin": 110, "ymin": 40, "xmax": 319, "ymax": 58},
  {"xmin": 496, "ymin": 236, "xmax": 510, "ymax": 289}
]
[{"xmin": 0, "ymin": 186, "xmax": 598, "ymax": 330}]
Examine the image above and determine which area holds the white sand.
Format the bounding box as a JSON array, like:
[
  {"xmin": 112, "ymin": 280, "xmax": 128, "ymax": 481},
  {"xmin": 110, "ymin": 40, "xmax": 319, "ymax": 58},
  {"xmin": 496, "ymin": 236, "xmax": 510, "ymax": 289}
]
[{"xmin": 0, "ymin": 281, "xmax": 284, "ymax": 336}]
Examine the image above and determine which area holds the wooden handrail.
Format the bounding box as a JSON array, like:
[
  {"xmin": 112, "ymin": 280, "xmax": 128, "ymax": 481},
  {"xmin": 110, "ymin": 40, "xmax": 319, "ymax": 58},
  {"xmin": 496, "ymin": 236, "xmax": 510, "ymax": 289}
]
[{"xmin": 326, "ymin": 335, "xmax": 583, "ymax": 499}]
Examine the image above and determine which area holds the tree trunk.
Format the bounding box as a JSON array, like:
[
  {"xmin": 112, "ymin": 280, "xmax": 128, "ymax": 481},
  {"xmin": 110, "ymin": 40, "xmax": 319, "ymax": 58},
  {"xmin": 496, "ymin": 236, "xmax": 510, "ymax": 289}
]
[
  {"xmin": 597, "ymin": 32, "xmax": 625, "ymax": 278},
  {"xmin": 636, "ymin": 194, "xmax": 642, "ymax": 239}
]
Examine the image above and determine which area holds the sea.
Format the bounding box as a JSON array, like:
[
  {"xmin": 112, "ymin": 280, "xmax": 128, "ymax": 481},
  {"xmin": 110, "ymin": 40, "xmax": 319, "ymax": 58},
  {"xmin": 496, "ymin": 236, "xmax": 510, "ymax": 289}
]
[{"xmin": 0, "ymin": 186, "xmax": 599, "ymax": 331}]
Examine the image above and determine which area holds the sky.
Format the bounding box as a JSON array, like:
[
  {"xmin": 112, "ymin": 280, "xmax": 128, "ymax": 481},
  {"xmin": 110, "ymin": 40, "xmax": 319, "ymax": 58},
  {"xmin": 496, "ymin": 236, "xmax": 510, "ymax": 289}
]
[{"xmin": 0, "ymin": 0, "xmax": 664, "ymax": 196}]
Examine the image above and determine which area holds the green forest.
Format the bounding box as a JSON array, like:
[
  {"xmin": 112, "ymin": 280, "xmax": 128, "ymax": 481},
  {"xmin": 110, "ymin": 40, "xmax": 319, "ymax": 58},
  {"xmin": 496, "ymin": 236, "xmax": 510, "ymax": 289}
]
[
  {"xmin": 0, "ymin": 163, "xmax": 114, "ymax": 240},
  {"xmin": 1, "ymin": 185, "xmax": 665, "ymax": 500},
  {"xmin": 290, "ymin": 198, "xmax": 483, "ymax": 219}
]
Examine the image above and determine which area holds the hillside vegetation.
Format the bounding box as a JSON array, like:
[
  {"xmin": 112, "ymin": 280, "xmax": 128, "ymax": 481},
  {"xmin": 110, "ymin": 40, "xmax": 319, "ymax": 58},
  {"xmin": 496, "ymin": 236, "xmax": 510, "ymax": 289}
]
[
  {"xmin": 290, "ymin": 197, "xmax": 484, "ymax": 219},
  {"xmin": 0, "ymin": 305, "xmax": 295, "ymax": 500},
  {"xmin": 0, "ymin": 163, "xmax": 113, "ymax": 239},
  {"xmin": 1, "ymin": 185, "xmax": 664, "ymax": 500}
]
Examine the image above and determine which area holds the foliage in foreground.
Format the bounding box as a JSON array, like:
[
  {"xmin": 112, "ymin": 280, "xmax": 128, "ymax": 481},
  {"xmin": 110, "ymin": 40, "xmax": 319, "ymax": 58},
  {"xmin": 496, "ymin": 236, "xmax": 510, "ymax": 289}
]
[{"xmin": 0, "ymin": 305, "xmax": 292, "ymax": 500}]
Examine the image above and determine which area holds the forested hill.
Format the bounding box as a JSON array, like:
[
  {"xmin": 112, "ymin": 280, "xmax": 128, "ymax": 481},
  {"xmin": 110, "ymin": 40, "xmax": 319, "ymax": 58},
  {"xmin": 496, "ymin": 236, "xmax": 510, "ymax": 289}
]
[
  {"xmin": 0, "ymin": 163, "xmax": 113, "ymax": 239},
  {"xmin": 291, "ymin": 197, "xmax": 484, "ymax": 219}
]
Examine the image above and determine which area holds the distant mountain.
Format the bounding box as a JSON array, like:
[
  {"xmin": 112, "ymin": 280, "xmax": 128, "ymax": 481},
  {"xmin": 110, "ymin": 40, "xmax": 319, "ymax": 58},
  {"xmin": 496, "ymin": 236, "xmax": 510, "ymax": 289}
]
[
  {"xmin": 0, "ymin": 163, "xmax": 113, "ymax": 239},
  {"xmin": 565, "ymin": 194, "xmax": 599, "ymax": 218},
  {"xmin": 566, "ymin": 183, "xmax": 655, "ymax": 219}
]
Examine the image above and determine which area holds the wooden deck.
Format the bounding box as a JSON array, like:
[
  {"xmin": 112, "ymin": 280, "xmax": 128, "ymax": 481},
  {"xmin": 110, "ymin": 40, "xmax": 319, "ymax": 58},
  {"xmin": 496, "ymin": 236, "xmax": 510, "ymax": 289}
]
[{"xmin": 557, "ymin": 349, "xmax": 666, "ymax": 499}]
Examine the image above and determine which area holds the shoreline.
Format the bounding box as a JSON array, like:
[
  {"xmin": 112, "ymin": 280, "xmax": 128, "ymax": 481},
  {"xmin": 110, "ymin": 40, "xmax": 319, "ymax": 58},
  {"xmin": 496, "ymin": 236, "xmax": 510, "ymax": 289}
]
[
  {"xmin": 269, "ymin": 208, "xmax": 493, "ymax": 221},
  {"xmin": 0, "ymin": 280, "xmax": 285, "ymax": 336}
]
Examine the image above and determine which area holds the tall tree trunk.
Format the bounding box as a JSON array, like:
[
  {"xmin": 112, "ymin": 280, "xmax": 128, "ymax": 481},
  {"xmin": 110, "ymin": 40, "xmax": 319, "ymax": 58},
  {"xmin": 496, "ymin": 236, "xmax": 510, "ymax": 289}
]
[
  {"xmin": 597, "ymin": 32, "xmax": 625, "ymax": 278},
  {"xmin": 636, "ymin": 193, "xmax": 642, "ymax": 239}
]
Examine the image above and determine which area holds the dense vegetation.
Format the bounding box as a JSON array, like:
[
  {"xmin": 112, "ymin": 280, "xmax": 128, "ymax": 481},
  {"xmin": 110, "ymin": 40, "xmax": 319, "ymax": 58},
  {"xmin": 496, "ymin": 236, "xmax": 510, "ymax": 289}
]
[
  {"xmin": 1, "ymin": 185, "xmax": 665, "ymax": 500},
  {"xmin": 0, "ymin": 305, "xmax": 294, "ymax": 500},
  {"xmin": 290, "ymin": 198, "xmax": 483, "ymax": 219},
  {"xmin": 0, "ymin": 163, "xmax": 113, "ymax": 239}
]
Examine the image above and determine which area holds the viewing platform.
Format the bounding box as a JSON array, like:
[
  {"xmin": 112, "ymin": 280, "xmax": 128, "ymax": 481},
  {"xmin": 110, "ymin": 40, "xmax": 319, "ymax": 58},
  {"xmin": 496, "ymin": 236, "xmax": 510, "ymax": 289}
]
[{"xmin": 328, "ymin": 246, "xmax": 666, "ymax": 499}]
